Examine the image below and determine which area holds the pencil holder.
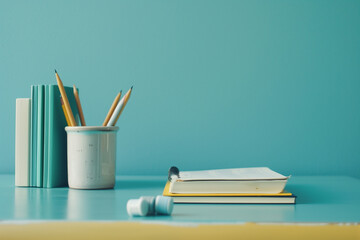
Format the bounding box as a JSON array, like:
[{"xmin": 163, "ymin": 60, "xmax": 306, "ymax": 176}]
[{"xmin": 65, "ymin": 126, "xmax": 119, "ymax": 189}]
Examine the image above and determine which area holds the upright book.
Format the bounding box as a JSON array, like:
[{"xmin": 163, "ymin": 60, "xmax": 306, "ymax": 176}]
[
  {"xmin": 30, "ymin": 86, "xmax": 38, "ymax": 187},
  {"xmin": 15, "ymin": 98, "xmax": 31, "ymax": 187},
  {"xmin": 43, "ymin": 85, "xmax": 79, "ymax": 188},
  {"xmin": 16, "ymin": 84, "xmax": 80, "ymax": 188},
  {"xmin": 36, "ymin": 85, "xmax": 44, "ymax": 187}
]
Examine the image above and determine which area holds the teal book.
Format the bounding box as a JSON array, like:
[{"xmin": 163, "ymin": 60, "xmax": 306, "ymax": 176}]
[
  {"xmin": 43, "ymin": 85, "xmax": 49, "ymax": 188},
  {"xmin": 43, "ymin": 85, "xmax": 79, "ymax": 188},
  {"xmin": 30, "ymin": 85, "xmax": 38, "ymax": 187},
  {"xmin": 36, "ymin": 85, "xmax": 44, "ymax": 187}
]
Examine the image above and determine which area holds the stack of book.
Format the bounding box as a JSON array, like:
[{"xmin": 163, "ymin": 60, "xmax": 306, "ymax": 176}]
[
  {"xmin": 163, "ymin": 167, "xmax": 296, "ymax": 204},
  {"xmin": 15, "ymin": 85, "xmax": 79, "ymax": 188}
]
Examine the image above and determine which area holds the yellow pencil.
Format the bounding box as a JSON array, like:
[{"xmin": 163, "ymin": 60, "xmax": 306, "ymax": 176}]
[
  {"xmin": 60, "ymin": 96, "xmax": 71, "ymax": 126},
  {"xmin": 55, "ymin": 70, "xmax": 77, "ymax": 126},
  {"xmin": 73, "ymin": 85, "xmax": 86, "ymax": 126},
  {"xmin": 102, "ymin": 91, "xmax": 122, "ymax": 126},
  {"xmin": 113, "ymin": 86, "xmax": 132, "ymax": 125}
]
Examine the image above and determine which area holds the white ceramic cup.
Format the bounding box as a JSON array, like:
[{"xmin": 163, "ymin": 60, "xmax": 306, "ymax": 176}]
[{"xmin": 65, "ymin": 126, "xmax": 119, "ymax": 189}]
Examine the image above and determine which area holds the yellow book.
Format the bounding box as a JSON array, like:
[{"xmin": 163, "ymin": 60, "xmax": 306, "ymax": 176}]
[{"xmin": 163, "ymin": 182, "xmax": 296, "ymax": 204}]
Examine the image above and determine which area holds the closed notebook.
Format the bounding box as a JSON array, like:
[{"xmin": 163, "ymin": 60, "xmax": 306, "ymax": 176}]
[
  {"xmin": 169, "ymin": 167, "xmax": 289, "ymax": 194},
  {"xmin": 43, "ymin": 85, "xmax": 79, "ymax": 188},
  {"xmin": 163, "ymin": 182, "xmax": 296, "ymax": 204}
]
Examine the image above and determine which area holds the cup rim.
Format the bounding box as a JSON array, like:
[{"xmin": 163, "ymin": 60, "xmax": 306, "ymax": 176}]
[{"xmin": 65, "ymin": 126, "xmax": 119, "ymax": 132}]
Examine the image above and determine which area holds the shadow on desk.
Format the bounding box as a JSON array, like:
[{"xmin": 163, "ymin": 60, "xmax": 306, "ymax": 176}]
[
  {"xmin": 115, "ymin": 178, "xmax": 166, "ymax": 190},
  {"xmin": 286, "ymin": 176, "xmax": 357, "ymax": 205}
]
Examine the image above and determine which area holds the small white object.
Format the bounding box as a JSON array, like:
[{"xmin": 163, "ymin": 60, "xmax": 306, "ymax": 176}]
[
  {"xmin": 127, "ymin": 198, "xmax": 149, "ymax": 217},
  {"xmin": 155, "ymin": 196, "xmax": 174, "ymax": 215},
  {"xmin": 140, "ymin": 196, "xmax": 156, "ymax": 216},
  {"xmin": 65, "ymin": 126, "xmax": 119, "ymax": 189}
]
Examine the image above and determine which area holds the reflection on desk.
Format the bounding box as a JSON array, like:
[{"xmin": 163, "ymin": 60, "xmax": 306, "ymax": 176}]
[{"xmin": 4, "ymin": 175, "xmax": 360, "ymax": 223}]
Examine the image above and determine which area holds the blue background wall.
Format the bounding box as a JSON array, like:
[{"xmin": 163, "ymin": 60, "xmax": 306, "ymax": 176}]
[{"xmin": 1, "ymin": 0, "xmax": 359, "ymax": 177}]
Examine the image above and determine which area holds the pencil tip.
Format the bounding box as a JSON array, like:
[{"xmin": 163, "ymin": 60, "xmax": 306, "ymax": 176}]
[
  {"xmin": 131, "ymin": 86, "xmax": 133, "ymax": 90},
  {"xmin": 54, "ymin": 69, "xmax": 57, "ymax": 73}
]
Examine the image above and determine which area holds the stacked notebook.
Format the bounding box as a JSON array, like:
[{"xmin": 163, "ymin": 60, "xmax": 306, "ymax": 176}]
[
  {"xmin": 15, "ymin": 85, "xmax": 79, "ymax": 188},
  {"xmin": 163, "ymin": 167, "xmax": 296, "ymax": 204}
]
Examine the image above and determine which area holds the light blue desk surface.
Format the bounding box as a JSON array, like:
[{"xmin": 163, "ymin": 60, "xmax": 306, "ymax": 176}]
[{"xmin": 1, "ymin": 175, "xmax": 359, "ymax": 223}]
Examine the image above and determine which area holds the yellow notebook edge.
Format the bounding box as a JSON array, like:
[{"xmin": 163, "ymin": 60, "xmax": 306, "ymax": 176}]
[{"xmin": 162, "ymin": 181, "xmax": 293, "ymax": 197}]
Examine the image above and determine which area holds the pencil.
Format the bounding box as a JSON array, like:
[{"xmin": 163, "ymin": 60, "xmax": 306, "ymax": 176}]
[
  {"xmin": 113, "ymin": 86, "xmax": 132, "ymax": 125},
  {"xmin": 55, "ymin": 70, "xmax": 77, "ymax": 126},
  {"xmin": 102, "ymin": 91, "xmax": 122, "ymax": 126},
  {"xmin": 73, "ymin": 85, "xmax": 86, "ymax": 126},
  {"xmin": 106, "ymin": 87, "xmax": 133, "ymax": 126},
  {"xmin": 60, "ymin": 96, "xmax": 71, "ymax": 126}
]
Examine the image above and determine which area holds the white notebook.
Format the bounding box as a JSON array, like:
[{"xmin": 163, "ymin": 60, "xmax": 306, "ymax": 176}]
[
  {"xmin": 178, "ymin": 167, "xmax": 287, "ymax": 181},
  {"xmin": 169, "ymin": 167, "xmax": 289, "ymax": 194}
]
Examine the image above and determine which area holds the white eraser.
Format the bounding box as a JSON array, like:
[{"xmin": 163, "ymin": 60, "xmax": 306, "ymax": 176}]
[
  {"xmin": 127, "ymin": 198, "xmax": 149, "ymax": 217},
  {"xmin": 155, "ymin": 196, "xmax": 174, "ymax": 215},
  {"xmin": 140, "ymin": 196, "xmax": 156, "ymax": 216}
]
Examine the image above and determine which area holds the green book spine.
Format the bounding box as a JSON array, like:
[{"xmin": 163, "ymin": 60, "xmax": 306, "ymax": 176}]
[
  {"xmin": 36, "ymin": 85, "xmax": 44, "ymax": 187},
  {"xmin": 43, "ymin": 85, "xmax": 49, "ymax": 188},
  {"xmin": 31, "ymin": 85, "xmax": 38, "ymax": 187}
]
